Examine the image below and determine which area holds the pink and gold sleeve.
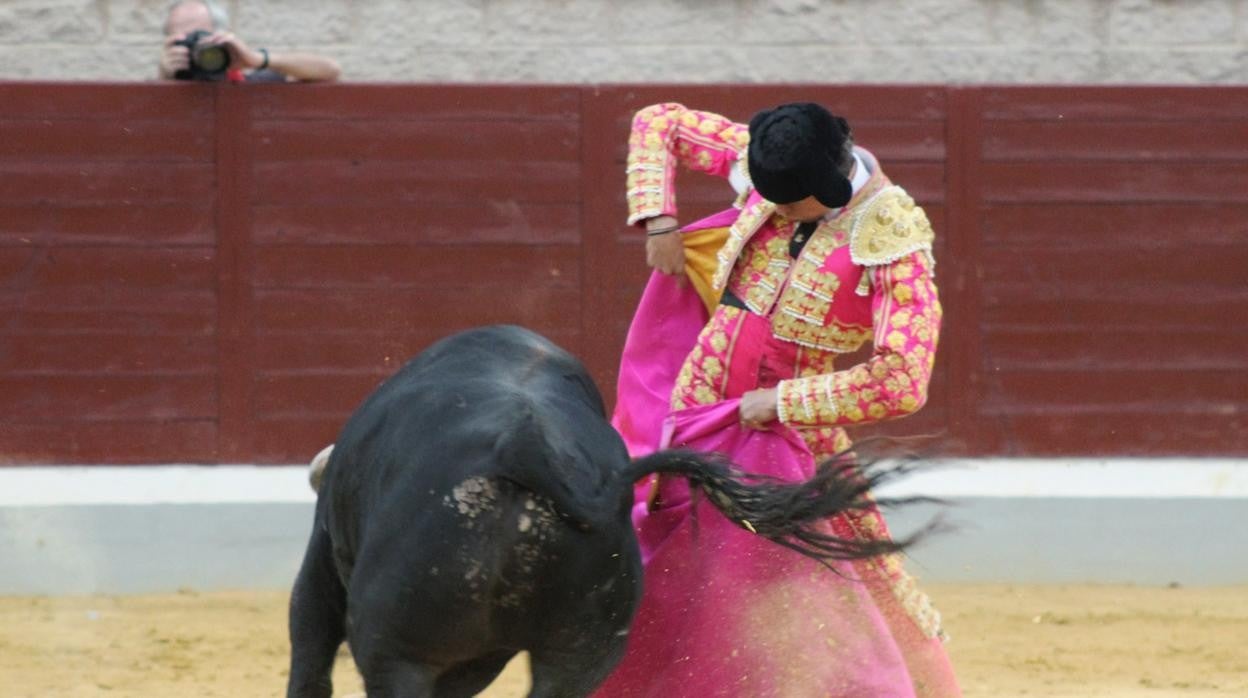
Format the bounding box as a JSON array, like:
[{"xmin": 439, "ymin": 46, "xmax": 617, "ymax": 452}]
[
  {"xmin": 625, "ymin": 102, "xmax": 750, "ymax": 226},
  {"xmin": 776, "ymin": 251, "xmax": 942, "ymax": 427}
]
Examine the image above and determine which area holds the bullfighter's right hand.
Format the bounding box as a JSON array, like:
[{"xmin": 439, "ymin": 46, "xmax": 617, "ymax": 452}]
[{"xmin": 644, "ymin": 216, "xmax": 685, "ymax": 278}]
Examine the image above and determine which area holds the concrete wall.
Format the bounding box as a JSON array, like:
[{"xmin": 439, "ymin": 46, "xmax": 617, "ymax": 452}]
[
  {"xmin": 1, "ymin": 0, "xmax": 1245, "ymax": 83},
  {"xmin": 3, "ymin": 463, "xmax": 1247, "ymax": 593}
]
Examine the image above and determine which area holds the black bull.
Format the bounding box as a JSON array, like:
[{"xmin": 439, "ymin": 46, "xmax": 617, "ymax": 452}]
[{"xmin": 288, "ymin": 325, "xmax": 918, "ymax": 697}]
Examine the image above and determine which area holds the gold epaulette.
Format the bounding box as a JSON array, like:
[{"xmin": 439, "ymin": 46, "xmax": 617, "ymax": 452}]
[{"xmin": 849, "ymin": 186, "xmax": 934, "ymax": 267}]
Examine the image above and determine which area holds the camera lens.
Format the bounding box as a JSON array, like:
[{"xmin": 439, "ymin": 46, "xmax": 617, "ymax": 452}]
[{"xmin": 192, "ymin": 44, "xmax": 230, "ymax": 73}]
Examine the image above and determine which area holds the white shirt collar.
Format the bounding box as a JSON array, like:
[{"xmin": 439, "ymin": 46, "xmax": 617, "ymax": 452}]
[{"xmin": 848, "ymin": 152, "xmax": 870, "ymax": 194}]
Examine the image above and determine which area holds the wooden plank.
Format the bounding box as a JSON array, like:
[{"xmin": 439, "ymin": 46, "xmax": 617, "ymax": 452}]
[
  {"xmin": 251, "ymin": 244, "xmax": 580, "ymax": 289},
  {"xmin": 252, "ymin": 371, "xmax": 388, "ymax": 417},
  {"xmin": 983, "ymin": 291, "xmax": 1248, "ymax": 332},
  {"xmin": 0, "ymin": 374, "xmax": 217, "ymax": 421},
  {"xmin": 0, "ymin": 247, "xmax": 216, "ymax": 289},
  {"xmin": 252, "ymin": 160, "xmax": 581, "ymax": 205},
  {"xmin": 0, "ymin": 421, "xmax": 217, "ymax": 465},
  {"xmin": 991, "ymin": 412, "xmax": 1248, "ymax": 457},
  {"xmin": 984, "ymin": 328, "xmax": 1248, "ymax": 371},
  {"xmin": 0, "ymin": 162, "xmax": 215, "ymax": 204},
  {"xmin": 0, "ymin": 248, "xmax": 28, "ymax": 280},
  {"xmin": 252, "ymin": 203, "xmax": 580, "ymax": 246},
  {"xmin": 253, "ymin": 287, "xmax": 582, "ymax": 332},
  {"xmin": 984, "ymin": 278, "xmax": 1248, "ymax": 304},
  {"xmin": 250, "ymin": 416, "xmax": 346, "ymax": 464},
  {"xmin": 2, "ymin": 288, "xmax": 216, "ymax": 333},
  {"xmin": 980, "ymin": 203, "xmax": 1248, "ymax": 249},
  {"xmin": 980, "ymin": 245, "xmax": 1248, "ymax": 287},
  {"xmin": 0, "ymin": 119, "xmax": 213, "ymax": 161},
  {"xmin": 873, "ymin": 163, "xmax": 945, "ymax": 203},
  {"xmin": 252, "ymin": 119, "xmax": 579, "ymax": 162},
  {"xmin": 0, "ymin": 83, "xmax": 215, "ymax": 120},
  {"xmin": 980, "ymin": 162, "xmax": 1248, "ymax": 203},
  {"xmin": 1, "ymin": 285, "xmax": 215, "ymax": 311},
  {"xmin": 254, "ymin": 333, "xmax": 428, "ymax": 375},
  {"xmin": 658, "ymin": 173, "xmax": 737, "ymax": 219},
  {"xmin": 0, "ymin": 204, "xmax": 214, "ymax": 246},
  {"xmin": 848, "ymin": 121, "xmax": 947, "ymax": 161},
  {"xmin": 0, "ymin": 332, "xmax": 217, "ymax": 373},
  {"xmin": 578, "ymin": 89, "xmax": 624, "ymax": 403},
  {"xmin": 981, "ymin": 87, "xmax": 1248, "ymax": 121},
  {"xmin": 983, "ymin": 121, "xmax": 1248, "ymax": 161},
  {"xmin": 215, "ymin": 87, "xmax": 254, "ymax": 462},
  {"xmin": 983, "ymin": 368, "xmax": 1248, "ymax": 407},
  {"xmin": 248, "ymin": 84, "xmax": 581, "ymax": 121},
  {"xmin": 943, "ymin": 87, "xmax": 989, "ymax": 454},
  {"xmin": 252, "ymin": 328, "xmax": 584, "ymax": 373}
]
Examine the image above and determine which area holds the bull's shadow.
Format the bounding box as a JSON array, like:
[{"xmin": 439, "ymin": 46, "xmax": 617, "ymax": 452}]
[{"xmin": 287, "ymin": 325, "xmax": 926, "ymax": 698}]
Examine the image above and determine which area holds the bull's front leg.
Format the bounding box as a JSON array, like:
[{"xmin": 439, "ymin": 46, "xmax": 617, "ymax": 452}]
[{"xmin": 287, "ymin": 523, "xmax": 348, "ymax": 698}]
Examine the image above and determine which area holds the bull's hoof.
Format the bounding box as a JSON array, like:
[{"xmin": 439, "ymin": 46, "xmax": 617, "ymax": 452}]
[{"xmin": 309, "ymin": 444, "xmax": 334, "ymax": 492}]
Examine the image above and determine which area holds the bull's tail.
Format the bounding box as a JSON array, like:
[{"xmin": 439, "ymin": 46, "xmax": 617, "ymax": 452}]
[{"xmin": 626, "ymin": 448, "xmax": 936, "ymax": 564}]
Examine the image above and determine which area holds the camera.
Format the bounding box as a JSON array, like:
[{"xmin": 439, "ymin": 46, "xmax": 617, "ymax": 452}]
[{"xmin": 172, "ymin": 29, "xmax": 231, "ymax": 81}]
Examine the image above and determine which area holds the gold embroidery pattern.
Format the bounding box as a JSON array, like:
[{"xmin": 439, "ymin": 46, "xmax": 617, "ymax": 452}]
[
  {"xmin": 670, "ymin": 307, "xmax": 745, "ymax": 411},
  {"xmin": 726, "ymin": 226, "xmax": 796, "ymax": 316},
  {"xmin": 769, "ymin": 214, "xmax": 872, "ymax": 353},
  {"xmin": 625, "ymin": 103, "xmax": 751, "ymax": 225},
  {"xmin": 772, "ymin": 313, "xmax": 873, "ymax": 354},
  {"xmin": 792, "ymin": 426, "xmax": 852, "ymax": 457},
  {"xmin": 838, "ymin": 507, "xmax": 947, "ymax": 641},
  {"xmin": 712, "ymin": 200, "xmax": 776, "ymax": 291},
  {"xmin": 778, "ymin": 375, "xmax": 838, "ymax": 425},
  {"xmin": 625, "ymin": 106, "xmax": 674, "ymax": 224},
  {"xmin": 849, "ymin": 186, "xmax": 935, "ymax": 267},
  {"xmin": 780, "ymin": 250, "xmax": 940, "ymax": 428}
]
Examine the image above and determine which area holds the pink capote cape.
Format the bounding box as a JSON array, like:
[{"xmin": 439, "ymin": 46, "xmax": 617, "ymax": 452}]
[
  {"xmin": 598, "ymin": 213, "xmax": 924, "ymax": 697},
  {"xmin": 596, "ymin": 399, "xmax": 919, "ymax": 697},
  {"xmin": 610, "ymin": 208, "xmax": 739, "ymax": 460}
]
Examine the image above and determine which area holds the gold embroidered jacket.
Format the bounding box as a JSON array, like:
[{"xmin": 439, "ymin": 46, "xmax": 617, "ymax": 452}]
[{"xmin": 627, "ymin": 102, "xmax": 941, "ymax": 429}]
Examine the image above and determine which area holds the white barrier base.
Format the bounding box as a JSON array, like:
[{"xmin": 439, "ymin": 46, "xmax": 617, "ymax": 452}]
[{"xmin": 2, "ymin": 461, "xmax": 1245, "ymax": 594}]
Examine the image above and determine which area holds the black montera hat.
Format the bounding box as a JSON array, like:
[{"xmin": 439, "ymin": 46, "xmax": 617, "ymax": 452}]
[{"xmin": 747, "ymin": 103, "xmax": 853, "ymax": 208}]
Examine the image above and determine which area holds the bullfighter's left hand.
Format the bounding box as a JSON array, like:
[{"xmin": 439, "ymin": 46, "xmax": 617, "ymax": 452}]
[{"xmin": 739, "ymin": 388, "xmax": 778, "ymax": 429}]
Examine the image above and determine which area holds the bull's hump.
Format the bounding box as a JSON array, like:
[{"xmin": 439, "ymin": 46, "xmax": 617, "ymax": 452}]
[{"xmin": 492, "ymin": 399, "xmax": 618, "ymax": 522}]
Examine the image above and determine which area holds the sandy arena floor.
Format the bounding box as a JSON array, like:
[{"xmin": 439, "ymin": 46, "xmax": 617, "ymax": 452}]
[{"xmin": 1, "ymin": 583, "xmax": 1245, "ymax": 697}]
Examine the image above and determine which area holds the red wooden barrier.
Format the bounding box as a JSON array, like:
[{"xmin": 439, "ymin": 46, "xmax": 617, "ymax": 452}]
[{"xmin": 2, "ymin": 83, "xmax": 1246, "ymax": 463}]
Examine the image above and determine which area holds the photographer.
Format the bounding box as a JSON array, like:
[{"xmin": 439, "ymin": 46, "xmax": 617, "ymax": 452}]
[{"xmin": 158, "ymin": 0, "xmax": 340, "ymax": 83}]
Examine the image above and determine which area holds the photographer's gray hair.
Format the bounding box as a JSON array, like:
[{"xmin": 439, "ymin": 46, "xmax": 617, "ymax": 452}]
[{"xmin": 164, "ymin": 0, "xmax": 231, "ymax": 33}]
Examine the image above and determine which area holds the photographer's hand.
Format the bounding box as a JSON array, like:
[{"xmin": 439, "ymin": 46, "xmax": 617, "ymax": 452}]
[
  {"xmin": 158, "ymin": 35, "xmax": 190, "ymax": 80},
  {"xmin": 205, "ymin": 30, "xmax": 341, "ymax": 82},
  {"xmin": 206, "ymin": 30, "xmax": 266, "ymax": 70}
]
